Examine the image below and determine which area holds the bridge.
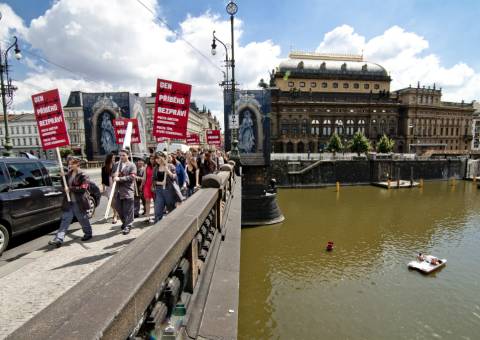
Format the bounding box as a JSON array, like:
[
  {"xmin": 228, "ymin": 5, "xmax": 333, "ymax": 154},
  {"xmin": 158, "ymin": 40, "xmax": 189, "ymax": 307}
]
[{"xmin": 0, "ymin": 165, "xmax": 241, "ymax": 340}]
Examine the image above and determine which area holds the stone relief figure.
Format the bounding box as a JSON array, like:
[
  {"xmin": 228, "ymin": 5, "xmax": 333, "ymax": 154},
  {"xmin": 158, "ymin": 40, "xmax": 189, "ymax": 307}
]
[
  {"xmin": 238, "ymin": 110, "xmax": 255, "ymax": 153},
  {"xmin": 100, "ymin": 112, "xmax": 117, "ymax": 154}
]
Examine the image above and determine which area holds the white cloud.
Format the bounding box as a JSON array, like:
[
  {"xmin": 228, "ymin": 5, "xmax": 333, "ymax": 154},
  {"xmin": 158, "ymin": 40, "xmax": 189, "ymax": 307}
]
[
  {"xmin": 316, "ymin": 25, "xmax": 479, "ymax": 102},
  {"xmin": 9, "ymin": 0, "xmax": 281, "ymax": 128},
  {"xmin": 317, "ymin": 24, "xmax": 365, "ymax": 55},
  {"xmin": 0, "ymin": 3, "xmax": 26, "ymax": 44}
]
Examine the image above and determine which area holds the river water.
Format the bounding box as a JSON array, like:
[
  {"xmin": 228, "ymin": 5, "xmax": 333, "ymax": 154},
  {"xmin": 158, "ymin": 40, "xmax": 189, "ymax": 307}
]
[{"xmin": 239, "ymin": 181, "xmax": 480, "ymax": 340}]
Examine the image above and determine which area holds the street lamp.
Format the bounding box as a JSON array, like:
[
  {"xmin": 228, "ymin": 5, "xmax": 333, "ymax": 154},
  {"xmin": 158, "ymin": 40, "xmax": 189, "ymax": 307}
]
[
  {"xmin": 211, "ymin": 31, "xmax": 229, "ymax": 88},
  {"xmin": 211, "ymin": 1, "xmax": 240, "ymax": 171},
  {"xmin": 0, "ymin": 13, "xmax": 22, "ymax": 156}
]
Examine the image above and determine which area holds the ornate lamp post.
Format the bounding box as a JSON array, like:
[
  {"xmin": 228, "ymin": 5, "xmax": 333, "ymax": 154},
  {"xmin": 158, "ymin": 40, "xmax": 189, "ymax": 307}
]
[
  {"xmin": 211, "ymin": 1, "xmax": 240, "ymax": 171},
  {"xmin": 0, "ymin": 12, "xmax": 22, "ymax": 156},
  {"xmin": 211, "ymin": 31, "xmax": 229, "ymax": 88}
]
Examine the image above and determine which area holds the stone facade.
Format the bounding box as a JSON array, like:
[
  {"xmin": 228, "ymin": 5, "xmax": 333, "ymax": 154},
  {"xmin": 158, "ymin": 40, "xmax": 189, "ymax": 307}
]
[
  {"xmin": 472, "ymin": 101, "xmax": 480, "ymax": 153},
  {"xmin": 270, "ymin": 52, "xmax": 474, "ymax": 155},
  {"xmin": 270, "ymin": 159, "xmax": 466, "ymax": 187},
  {"xmin": 0, "ymin": 113, "xmax": 45, "ymax": 158},
  {"xmin": 396, "ymin": 85, "xmax": 473, "ymax": 154}
]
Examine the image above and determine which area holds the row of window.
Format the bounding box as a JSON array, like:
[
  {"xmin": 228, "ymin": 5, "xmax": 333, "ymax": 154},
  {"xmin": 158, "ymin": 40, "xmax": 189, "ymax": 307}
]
[
  {"xmin": 411, "ymin": 126, "xmax": 469, "ymax": 137},
  {"xmin": 413, "ymin": 96, "xmax": 438, "ymax": 105},
  {"xmin": 0, "ymin": 125, "xmax": 38, "ymax": 136},
  {"xmin": 411, "ymin": 118, "xmax": 468, "ymax": 127},
  {"xmin": 281, "ymin": 118, "xmax": 399, "ymax": 137},
  {"xmin": 281, "ymin": 118, "xmax": 394, "ymax": 127},
  {"xmin": 287, "ymin": 81, "xmax": 382, "ymax": 90},
  {"xmin": 1, "ymin": 137, "xmax": 39, "ymax": 146},
  {"xmin": 282, "ymin": 108, "xmax": 396, "ymax": 114}
]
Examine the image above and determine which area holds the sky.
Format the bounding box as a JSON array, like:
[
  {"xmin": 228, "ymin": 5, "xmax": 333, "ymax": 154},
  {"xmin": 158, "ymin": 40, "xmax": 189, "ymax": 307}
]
[{"xmin": 1, "ymin": 0, "xmax": 480, "ymax": 125}]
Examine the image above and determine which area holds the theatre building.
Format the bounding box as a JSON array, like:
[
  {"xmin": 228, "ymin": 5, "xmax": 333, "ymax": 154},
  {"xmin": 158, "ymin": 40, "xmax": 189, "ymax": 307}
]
[{"xmin": 269, "ymin": 52, "xmax": 474, "ymax": 154}]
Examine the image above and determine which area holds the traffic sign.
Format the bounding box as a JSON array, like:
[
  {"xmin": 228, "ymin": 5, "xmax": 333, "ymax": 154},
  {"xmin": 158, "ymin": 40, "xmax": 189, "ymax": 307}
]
[{"xmin": 229, "ymin": 114, "xmax": 239, "ymax": 129}]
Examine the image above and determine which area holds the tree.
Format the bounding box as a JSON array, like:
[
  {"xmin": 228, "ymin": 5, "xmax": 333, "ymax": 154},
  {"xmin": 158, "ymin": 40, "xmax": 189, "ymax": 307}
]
[
  {"xmin": 327, "ymin": 132, "xmax": 343, "ymax": 155},
  {"xmin": 349, "ymin": 131, "xmax": 371, "ymax": 156},
  {"xmin": 59, "ymin": 147, "xmax": 73, "ymax": 159},
  {"xmin": 377, "ymin": 134, "xmax": 395, "ymax": 153}
]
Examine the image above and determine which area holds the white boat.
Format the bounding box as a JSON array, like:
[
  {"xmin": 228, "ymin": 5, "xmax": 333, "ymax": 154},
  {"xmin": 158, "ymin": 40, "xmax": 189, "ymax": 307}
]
[{"xmin": 408, "ymin": 255, "xmax": 447, "ymax": 274}]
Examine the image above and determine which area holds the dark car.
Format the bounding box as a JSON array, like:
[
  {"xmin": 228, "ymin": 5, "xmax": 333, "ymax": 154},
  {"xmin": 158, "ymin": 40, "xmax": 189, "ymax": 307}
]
[
  {"xmin": 0, "ymin": 158, "xmax": 65, "ymax": 255},
  {"xmin": 0, "ymin": 158, "xmax": 102, "ymax": 255},
  {"xmin": 41, "ymin": 160, "xmax": 101, "ymax": 219}
]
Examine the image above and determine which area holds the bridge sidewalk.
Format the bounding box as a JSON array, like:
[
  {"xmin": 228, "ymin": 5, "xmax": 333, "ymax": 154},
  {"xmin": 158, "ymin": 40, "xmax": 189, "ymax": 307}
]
[{"xmin": 0, "ymin": 215, "xmax": 161, "ymax": 339}]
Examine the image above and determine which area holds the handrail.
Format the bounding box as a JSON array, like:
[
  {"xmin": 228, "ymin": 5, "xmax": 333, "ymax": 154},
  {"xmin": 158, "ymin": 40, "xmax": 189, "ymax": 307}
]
[{"xmin": 9, "ymin": 168, "xmax": 238, "ymax": 340}]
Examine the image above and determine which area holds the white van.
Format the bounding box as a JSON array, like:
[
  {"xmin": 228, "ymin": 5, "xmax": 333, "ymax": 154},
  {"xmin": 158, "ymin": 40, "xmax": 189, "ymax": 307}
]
[{"xmin": 156, "ymin": 142, "xmax": 189, "ymax": 153}]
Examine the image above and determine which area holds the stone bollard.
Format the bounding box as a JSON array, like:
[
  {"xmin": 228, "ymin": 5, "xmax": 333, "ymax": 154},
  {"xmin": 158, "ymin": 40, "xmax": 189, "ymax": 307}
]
[
  {"xmin": 220, "ymin": 164, "xmax": 234, "ymax": 173},
  {"xmin": 420, "ymin": 178, "xmax": 424, "ymax": 188},
  {"xmin": 336, "ymin": 181, "xmax": 340, "ymax": 192},
  {"xmin": 201, "ymin": 174, "xmax": 223, "ymax": 189}
]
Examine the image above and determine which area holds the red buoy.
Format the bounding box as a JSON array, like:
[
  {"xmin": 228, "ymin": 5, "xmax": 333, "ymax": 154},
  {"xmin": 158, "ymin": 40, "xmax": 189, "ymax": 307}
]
[{"xmin": 326, "ymin": 241, "xmax": 334, "ymax": 251}]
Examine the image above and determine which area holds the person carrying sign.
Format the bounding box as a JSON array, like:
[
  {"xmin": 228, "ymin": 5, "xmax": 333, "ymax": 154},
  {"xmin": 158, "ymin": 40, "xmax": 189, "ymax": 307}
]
[
  {"xmin": 112, "ymin": 148, "xmax": 137, "ymax": 235},
  {"xmin": 48, "ymin": 157, "xmax": 93, "ymax": 247}
]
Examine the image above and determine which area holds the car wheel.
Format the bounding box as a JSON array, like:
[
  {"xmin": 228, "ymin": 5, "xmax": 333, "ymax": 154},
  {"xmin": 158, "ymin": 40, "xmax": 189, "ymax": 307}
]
[
  {"xmin": 87, "ymin": 196, "xmax": 96, "ymax": 219},
  {"xmin": 0, "ymin": 224, "xmax": 10, "ymax": 256}
]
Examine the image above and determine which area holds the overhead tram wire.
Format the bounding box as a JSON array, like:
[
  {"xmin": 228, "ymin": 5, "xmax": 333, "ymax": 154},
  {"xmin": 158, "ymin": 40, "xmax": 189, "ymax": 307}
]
[
  {"xmin": 133, "ymin": 0, "xmax": 224, "ymax": 74},
  {"xmin": 1, "ymin": 38, "xmax": 89, "ymax": 85},
  {"xmin": 3, "ymin": 17, "xmax": 224, "ymax": 96}
]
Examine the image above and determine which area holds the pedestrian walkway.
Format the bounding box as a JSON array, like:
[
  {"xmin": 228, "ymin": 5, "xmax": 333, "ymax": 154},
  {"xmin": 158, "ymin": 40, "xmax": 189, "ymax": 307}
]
[{"xmin": 0, "ymin": 215, "xmax": 161, "ymax": 339}]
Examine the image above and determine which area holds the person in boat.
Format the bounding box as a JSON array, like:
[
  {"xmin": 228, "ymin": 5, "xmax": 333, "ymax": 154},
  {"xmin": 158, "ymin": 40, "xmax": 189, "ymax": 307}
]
[
  {"xmin": 417, "ymin": 253, "xmax": 425, "ymax": 261},
  {"xmin": 430, "ymin": 257, "xmax": 439, "ymax": 265}
]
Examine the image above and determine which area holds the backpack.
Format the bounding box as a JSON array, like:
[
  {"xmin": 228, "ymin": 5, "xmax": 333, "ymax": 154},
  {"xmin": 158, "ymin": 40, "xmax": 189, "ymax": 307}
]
[{"xmin": 87, "ymin": 181, "xmax": 101, "ymax": 207}]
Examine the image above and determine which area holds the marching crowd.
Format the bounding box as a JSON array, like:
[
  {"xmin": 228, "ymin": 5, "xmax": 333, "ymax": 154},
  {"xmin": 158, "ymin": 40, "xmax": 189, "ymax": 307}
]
[{"xmin": 48, "ymin": 148, "xmax": 228, "ymax": 247}]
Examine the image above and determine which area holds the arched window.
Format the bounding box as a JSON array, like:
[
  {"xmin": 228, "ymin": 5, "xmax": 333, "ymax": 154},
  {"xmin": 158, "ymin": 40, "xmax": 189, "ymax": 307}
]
[
  {"xmin": 311, "ymin": 119, "xmax": 320, "ymax": 135},
  {"xmin": 389, "ymin": 119, "xmax": 396, "ymax": 135},
  {"xmin": 281, "ymin": 119, "xmax": 289, "ymax": 135},
  {"xmin": 322, "ymin": 119, "xmax": 331, "ymax": 136},
  {"xmin": 346, "ymin": 119, "xmax": 355, "ymax": 135},
  {"xmin": 297, "ymin": 142, "xmax": 305, "ymax": 153},
  {"xmin": 301, "ymin": 119, "xmax": 308, "ymax": 135},
  {"xmin": 371, "ymin": 119, "xmax": 377, "ymax": 135},
  {"xmin": 308, "ymin": 141, "xmax": 315, "ymax": 153},
  {"xmin": 292, "ymin": 119, "xmax": 298, "ymax": 136},
  {"xmin": 358, "ymin": 119, "xmax": 366, "ymax": 134},
  {"xmin": 335, "ymin": 119, "xmax": 344, "ymax": 134},
  {"xmin": 380, "ymin": 119, "xmax": 386, "ymax": 134},
  {"xmin": 287, "ymin": 142, "xmax": 294, "ymax": 153}
]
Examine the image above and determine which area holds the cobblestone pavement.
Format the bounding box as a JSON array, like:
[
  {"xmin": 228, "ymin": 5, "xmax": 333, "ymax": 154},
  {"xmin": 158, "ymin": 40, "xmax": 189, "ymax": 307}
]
[{"xmin": 0, "ymin": 209, "xmax": 158, "ymax": 339}]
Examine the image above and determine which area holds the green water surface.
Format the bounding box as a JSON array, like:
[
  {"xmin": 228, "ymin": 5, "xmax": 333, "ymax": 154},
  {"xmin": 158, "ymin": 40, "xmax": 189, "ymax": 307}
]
[{"xmin": 239, "ymin": 181, "xmax": 480, "ymax": 340}]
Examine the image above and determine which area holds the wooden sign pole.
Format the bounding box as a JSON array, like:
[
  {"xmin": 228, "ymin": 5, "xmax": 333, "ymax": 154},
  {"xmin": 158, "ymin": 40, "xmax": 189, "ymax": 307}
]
[
  {"xmin": 104, "ymin": 122, "xmax": 133, "ymax": 219},
  {"xmin": 56, "ymin": 147, "xmax": 71, "ymax": 202}
]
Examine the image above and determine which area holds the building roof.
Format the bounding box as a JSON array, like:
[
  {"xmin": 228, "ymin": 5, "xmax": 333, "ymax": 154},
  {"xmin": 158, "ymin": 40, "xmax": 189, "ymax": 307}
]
[
  {"xmin": 0, "ymin": 113, "xmax": 35, "ymax": 122},
  {"xmin": 277, "ymin": 52, "xmax": 389, "ymax": 80}
]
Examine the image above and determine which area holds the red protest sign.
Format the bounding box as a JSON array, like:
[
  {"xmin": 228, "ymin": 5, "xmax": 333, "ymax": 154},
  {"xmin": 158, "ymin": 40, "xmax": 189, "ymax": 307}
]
[
  {"xmin": 153, "ymin": 79, "xmax": 192, "ymax": 139},
  {"xmin": 31, "ymin": 89, "xmax": 70, "ymax": 150},
  {"xmin": 186, "ymin": 133, "xmax": 200, "ymax": 145},
  {"xmin": 113, "ymin": 118, "xmax": 141, "ymax": 144},
  {"xmin": 206, "ymin": 130, "xmax": 221, "ymax": 146}
]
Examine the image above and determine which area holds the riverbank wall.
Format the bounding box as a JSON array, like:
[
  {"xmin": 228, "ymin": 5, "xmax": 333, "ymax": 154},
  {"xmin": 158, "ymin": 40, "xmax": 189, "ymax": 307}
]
[{"xmin": 270, "ymin": 158, "xmax": 467, "ymax": 188}]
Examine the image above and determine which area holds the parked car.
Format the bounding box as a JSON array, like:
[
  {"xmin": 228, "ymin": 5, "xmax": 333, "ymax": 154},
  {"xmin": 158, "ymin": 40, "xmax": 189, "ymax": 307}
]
[
  {"xmin": 0, "ymin": 158, "xmax": 103, "ymax": 256},
  {"xmin": 41, "ymin": 160, "xmax": 101, "ymax": 219},
  {"xmin": 0, "ymin": 158, "xmax": 64, "ymax": 255}
]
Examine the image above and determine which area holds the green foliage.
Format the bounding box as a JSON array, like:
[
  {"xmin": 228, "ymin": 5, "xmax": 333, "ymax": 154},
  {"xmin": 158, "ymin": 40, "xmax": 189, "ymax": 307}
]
[
  {"xmin": 327, "ymin": 132, "xmax": 343, "ymax": 154},
  {"xmin": 377, "ymin": 134, "xmax": 395, "ymax": 153},
  {"xmin": 59, "ymin": 147, "xmax": 73, "ymax": 159},
  {"xmin": 350, "ymin": 131, "xmax": 371, "ymax": 156}
]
